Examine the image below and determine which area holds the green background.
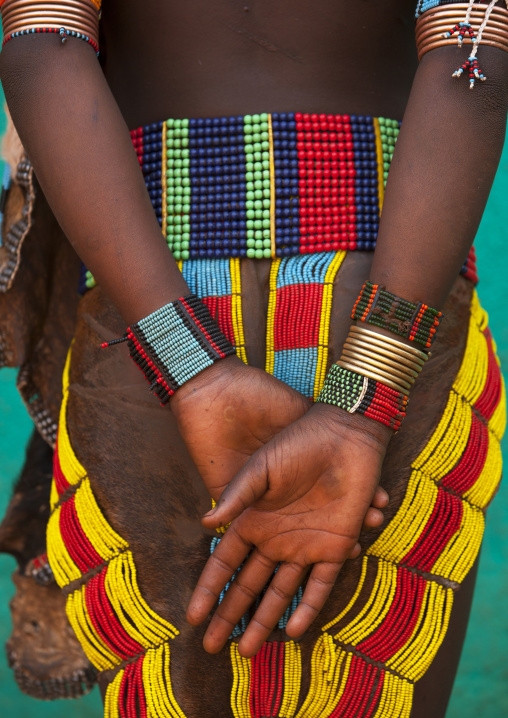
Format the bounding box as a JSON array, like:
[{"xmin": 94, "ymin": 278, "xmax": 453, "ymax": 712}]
[{"xmin": 0, "ymin": 115, "xmax": 507, "ymax": 716}]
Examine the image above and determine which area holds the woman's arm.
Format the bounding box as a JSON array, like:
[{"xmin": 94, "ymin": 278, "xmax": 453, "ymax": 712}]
[
  {"xmin": 0, "ymin": 35, "xmax": 189, "ymax": 322},
  {"xmin": 371, "ymin": 44, "xmax": 508, "ymax": 306},
  {"xmin": 188, "ymin": 43, "xmax": 508, "ymax": 657}
]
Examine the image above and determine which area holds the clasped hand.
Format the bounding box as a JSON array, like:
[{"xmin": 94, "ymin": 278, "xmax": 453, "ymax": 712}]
[{"xmin": 172, "ymin": 358, "xmax": 391, "ymax": 657}]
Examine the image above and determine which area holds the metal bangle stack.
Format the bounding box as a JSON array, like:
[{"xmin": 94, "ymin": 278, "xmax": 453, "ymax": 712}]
[
  {"xmin": 416, "ymin": 3, "xmax": 508, "ymax": 60},
  {"xmin": 338, "ymin": 325, "xmax": 429, "ymax": 397},
  {"xmin": 1, "ymin": 0, "xmax": 99, "ymax": 45}
]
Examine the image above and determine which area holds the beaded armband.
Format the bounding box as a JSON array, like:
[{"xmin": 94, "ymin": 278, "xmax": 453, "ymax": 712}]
[
  {"xmin": 103, "ymin": 295, "xmax": 236, "ymax": 405},
  {"xmin": 0, "ymin": 0, "xmax": 101, "ymax": 54},
  {"xmin": 317, "ymin": 325, "xmax": 429, "ymax": 431},
  {"xmin": 415, "ymin": 1, "xmax": 508, "ymax": 89},
  {"xmin": 351, "ymin": 281, "xmax": 442, "ymax": 349}
]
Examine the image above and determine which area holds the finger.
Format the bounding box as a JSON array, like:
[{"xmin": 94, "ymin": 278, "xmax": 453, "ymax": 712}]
[
  {"xmin": 187, "ymin": 527, "xmax": 252, "ymax": 626},
  {"xmin": 349, "ymin": 543, "xmax": 362, "ymax": 560},
  {"xmin": 202, "ymin": 453, "xmax": 269, "ymax": 529},
  {"xmin": 285, "ymin": 561, "xmax": 342, "ymax": 639},
  {"xmin": 237, "ymin": 562, "xmax": 307, "ymax": 658},
  {"xmin": 202, "ymin": 549, "xmax": 278, "ymax": 654},
  {"xmin": 362, "ymin": 507, "xmax": 385, "ymax": 530},
  {"xmin": 372, "ymin": 486, "xmax": 389, "ymax": 509}
]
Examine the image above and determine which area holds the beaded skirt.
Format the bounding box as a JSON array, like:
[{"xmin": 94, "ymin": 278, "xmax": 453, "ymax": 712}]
[
  {"xmin": 53, "ymin": 252, "xmax": 504, "ymax": 718},
  {"xmin": 62, "ymin": 110, "xmax": 497, "ymax": 718}
]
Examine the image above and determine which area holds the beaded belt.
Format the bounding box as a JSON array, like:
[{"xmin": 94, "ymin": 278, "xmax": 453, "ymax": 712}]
[
  {"xmin": 131, "ymin": 112, "xmax": 398, "ymax": 260},
  {"xmin": 79, "ymin": 111, "xmax": 478, "ymax": 293}
]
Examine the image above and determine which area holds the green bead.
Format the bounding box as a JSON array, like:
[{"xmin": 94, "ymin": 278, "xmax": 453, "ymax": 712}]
[
  {"xmin": 166, "ymin": 138, "xmax": 174, "ymax": 147},
  {"xmin": 254, "ymin": 219, "xmax": 263, "ymax": 229},
  {"xmin": 255, "ymin": 240, "xmax": 263, "ymax": 249},
  {"xmin": 182, "ymin": 187, "xmax": 190, "ymax": 196},
  {"xmin": 378, "ymin": 117, "xmax": 386, "ymax": 126},
  {"xmin": 254, "ymin": 200, "xmax": 263, "ymax": 210},
  {"xmin": 182, "ymin": 178, "xmax": 190, "ymax": 187},
  {"xmin": 247, "ymin": 248, "xmax": 256, "ymax": 258},
  {"xmin": 181, "ymin": 119, "xmax": 189, "ymax": 128},
  {"xmin": 246, "ymin": 162, "xmax": 254, "ymax": 172},
  {"xmin": 167, "ymin": 118, "xmax": 175, "ymax": 126},
  {"xmin": 246, "ymin": 209, "xmax": 255, "ymax": 219},
  {"xmin": 254, "ymin": 171, "xmax": 263, "ymax": 181},
  {"xmin": 252, "ymin": 114, "xmax": 261, "ymax": 123},
  {"xmin": 245, "ymin": 145, "xmax": 254, "ymax": 154},
  {"xmin": 246, "ymin": 237, "xmax": 256, "ymax": 248},
  {"xmin": 173, "ymin": 250, "xmax": 181, "ymax": 259},
  {"xmin": 246, "ymin": 172, "xmax": 254, "ymax": 181},
  {"xmin": 263, "ymin": 238, "xmax": 271, "ymax": 248},
  {"xmin": 244, "ymin": 115, "xmax": 253, "ymax": 124},
  {"xmin": 181, "ymin": 250, "xmax": 190, "ymax": 260},
  {"xmin": 246, "ymin": 200, "xmax": 254, "ymax": 209},
  {"xmin": 254, "ymin": 190, "xmax": 263, "ymax": 200},
  {"xmin": 252, "ymin": 133, "xmax": 261, "ymax": 143},
  {"xmin": 253, "ymin": 152, "xmax": 262, "ymax": 161},
  {"xmin": 246, "ymin": 220, "xmax": 254, "ymax": 229},
  {"xmin": 260, "ymin": 113, "xmax": 268, "ymax": 122},
  {"xmin": 255, "ymin": 230, "xmax": 263, "ymax": 240},
  {"xmin": 263, "ymin": 248, "xmax": 272, "ymax": 258},
  {"xmin": 244, "ymin": 124, "xmax": 253, "ymax": 134},
  {"xmin": 182, "ymin": 223, "xmax": 190, "ymax": 232},
  {"xmin": 263, "ymin": 228, "xmax": 271, "ymax": 238},
  {"xmin": 166, "ymin": 150, "xmax": 174, "ymax": 159},
  {"xmin": 255, "ymin": 249, "xmax": 264, "ymax": 259},
  {"xmin": 182, "ymin": 232, "xmax": 190, "ymax": 241},
  {"xmin": 261, "ymin": 140, "xmax": 270, "ymax": 151}
]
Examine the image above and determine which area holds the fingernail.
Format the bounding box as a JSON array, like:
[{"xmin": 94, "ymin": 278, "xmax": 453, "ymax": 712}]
[{"xmin": 203, "ymin": 508, "xmax": 216, "ymax": 518}]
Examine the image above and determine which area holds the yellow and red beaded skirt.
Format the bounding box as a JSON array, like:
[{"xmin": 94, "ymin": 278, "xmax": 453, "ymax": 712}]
[
  {"xmin": 49, "ymin": 111, "xmax": 501, "ymax": 718},
  {"xmin": 47, "ymin": 273, "xmax": 504, "ymax": 717}
]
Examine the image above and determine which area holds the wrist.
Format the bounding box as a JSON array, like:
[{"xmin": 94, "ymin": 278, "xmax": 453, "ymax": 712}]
[
  {"xmin": 311, "ymin": 401, "xmax": 393, "ymax": 450},
  {"xmin": 102, "ymin": 294, "xmax": 237, "ymax": 406}
]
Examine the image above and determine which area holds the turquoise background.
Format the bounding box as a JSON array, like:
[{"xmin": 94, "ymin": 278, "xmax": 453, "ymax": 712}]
[{"xmin": 0, "ymin": 118, "xmax": 507, "ymax": 716}]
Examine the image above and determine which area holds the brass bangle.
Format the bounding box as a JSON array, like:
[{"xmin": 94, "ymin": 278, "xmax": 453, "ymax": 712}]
[
  {"xmin": 344, "ymin": 336, "xmax": 424, "ymax": 373},
  {"xmin": 4, "ymin": 20, "xmax": 98, "ymax": 37},
  {"xmin": 350, "ymin": 325, "xmax": 429, "ymax": 362},
  {"xmin": 340, "ymin": 349, "xmax": 416, "ymax": 387},
  {"xmin": 337, "ymin": 361, "xmax": 410, "ymax": 394},
  {"xmin": 338, "ymin": 358, "xmax": 413, "ymax": 391},
  {"xmin": 340, "ymin": 352, "xmax": 415, "ymax": 392},
  {"xmin": 341, "ymin": 346, "xmax": 420, "ymax": 381},
  {"xmin": 418, "ymin": 37, "xmax": 508, "ymax": 60}
]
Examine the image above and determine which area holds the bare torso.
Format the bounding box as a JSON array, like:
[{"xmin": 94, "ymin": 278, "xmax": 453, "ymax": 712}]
[{"xmin": 101, "ymin": 0, "xmax": 417, "ymax": 128}]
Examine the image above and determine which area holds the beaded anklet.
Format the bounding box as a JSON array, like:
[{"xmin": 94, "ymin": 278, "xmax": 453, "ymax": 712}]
[
  {"xmin": 317, "ymin": 325, "xmax": 429, "ymax": 430},
  {"xmin": 351, "ymin": 281, "xmax": 442, "ymax": 349},
  {"xmin": 102, "ymin": 295, "xmax": 236, "ymax": 404}
]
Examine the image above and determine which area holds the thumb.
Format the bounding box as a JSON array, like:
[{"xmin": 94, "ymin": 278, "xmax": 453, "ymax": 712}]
[{"xmin": 202, "ymin": 453, "xmax": 269, "ymax": 528}]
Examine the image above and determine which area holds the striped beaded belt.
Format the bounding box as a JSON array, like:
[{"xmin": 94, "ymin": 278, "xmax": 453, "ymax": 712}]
[
  {"xmin": 78, "ymin": 111, "xmax": 478, "ymax": 293},
  {"xmin": 131, "ymin": 112, "xmax": 398, "ymax": 260}
]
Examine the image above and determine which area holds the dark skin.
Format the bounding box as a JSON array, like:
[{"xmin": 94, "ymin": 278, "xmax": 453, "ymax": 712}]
[{"xmin": 1, "ymin": 0, "xmax": 508, "ymax": 659}]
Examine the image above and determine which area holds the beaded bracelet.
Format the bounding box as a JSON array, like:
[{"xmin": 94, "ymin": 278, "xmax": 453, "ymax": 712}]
[
  {"xmin": 317, "ymin": 325, "xmax": 429, "ymax": 431},
  {"xmin": 317, "ymin": 364, "xmax": 408, "ymax": 431},
  {"xmin": 2, "ymin": 26, "xmax": 99, "ymax": 54},
  {"xmin": 102, "ymin": 295, "xmax": 236, "ymax": 405},
  {"xmin": 351, "ymin": 281, "xmax": 442, "ymax": 349}
]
